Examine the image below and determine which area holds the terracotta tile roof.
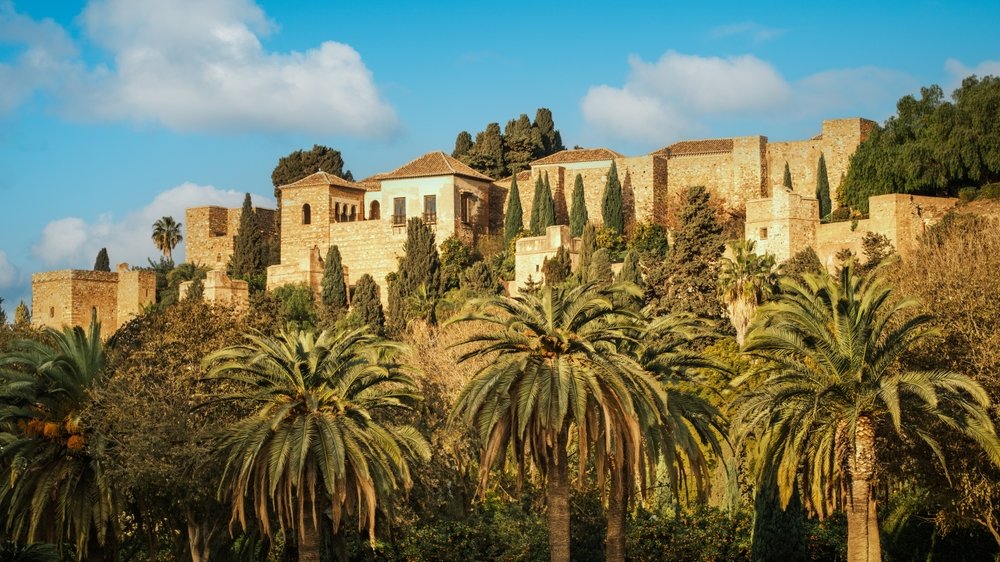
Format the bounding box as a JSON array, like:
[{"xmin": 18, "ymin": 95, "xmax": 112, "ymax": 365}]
[
  {"xmin": 356, "ymin": 172, "xmax": 390, "ymax": 192},
  {"xmin": 495, "ymin": 170, "xmax": 532, "ymax": 185},
  {"xmin": 531, "ymin": 148, "xmax": 624, "ymax": 166},
  {"xmin": 281, "ymin": 171, "xmax": 366, "ymax": 191},
  {"xmin": 378, "ymin": 151, "xmax": 494, "ymax": 182},
  {"xmin": 650, "ymin": 138, "xmax": 734, "ymax": 157}
]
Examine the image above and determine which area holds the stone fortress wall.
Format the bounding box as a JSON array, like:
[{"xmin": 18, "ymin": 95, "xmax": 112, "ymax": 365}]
[
  {"xmin": 32, "ymin": 263, "xmax": 156, "ymax": 336},
  {"xmin": 185, "ymin": 205, "xmax": 276, "ymax": 269}
]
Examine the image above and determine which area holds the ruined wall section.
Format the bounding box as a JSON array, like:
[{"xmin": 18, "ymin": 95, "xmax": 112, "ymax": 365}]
[
  {"xmin": 186, "ymin": 205, "xmax": 276, "ymax": 268},
  {"xmin": 745, "ymin": 189, "xmax": 819, "ymax": 263},
  {"xmin": 766, "ymin": 118, "xmax": 875, "ymax": 204},
  {"xmin": 115, "ymin": 266, "xmax": 156, "ymax": 327},
  {"xmin": 32, "ymin": 270, "xmax": 120, "ymax": 335},
  {"xmin": 514, "ymin": 225, "xmax": 580, "ymax": 292}
]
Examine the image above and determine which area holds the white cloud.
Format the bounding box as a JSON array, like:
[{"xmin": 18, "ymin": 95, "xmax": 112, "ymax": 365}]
[
  {"xmin": 582, "ymin": 51, "xmax": 912, "ymax": 144},
  {"xmin": 944, "ymin": 58, "xmax": 1000, "ymax": 91},
  {"xmin": 32, "ymin": 183, "xmax": 273, "ymax": 268},
  {"xmin": 710, "ymin": 22, "xmax": 785, "ymax": 43},
  {"xmin": 0, "ymin": 1, "xmax": 81, "ymax": 112},
  {"xmin": 0, "ymin": 250, "xmax": 18, "ymax": 288},
  {"xmin": 0, "ymin": 0, "xmax": 398, "ymax": 136}
]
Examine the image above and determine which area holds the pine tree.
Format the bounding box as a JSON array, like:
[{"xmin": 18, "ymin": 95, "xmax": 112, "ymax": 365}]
[
  {"xmin": 782, "ymin": 162, "xmax": 793, "ymax": 191},
  {"xmin": 504, "ymin": 176, "xmax": 524, "ymax": 243},
  {"xmin": 14, "ymin": 300, "xmax": 30, "ymax": 327},
  {"xmin": 588, "ymin": 248, "xmax": 613, "ymax": 285},
  {"xmin": 578, "ymin": 223, "xmax": 597, "ymax": 283},
  {"xmin": 387, "ymin": 218, "xmax": 441, "ymax": 334},
  {"xmin": 320, "ymin": 245, "xmax": 348, "ymax": 316},
  {"xmin": 465, "ymin": 123, "xmax": 505, "ymax": 179},
  {"xmin": 271, "ymin": 145, "xmax": 352, "ymax": 195},
  {"xmin": 541, "ymin": 246, "xmax": 572, "ymax": 286},
  {"xmin": 452, "ymin": 131, "xmax": 474, "ymax": 159},
  {"xmin": 229, "ymin": 193, "xmax": 268, "ymax": 291},
  {"xmin": 816, "ymin": 154, "xmax": 831, "ymax": 218},
  {"xmin": 503, "ymin": 114, "xmax": 541, "ymax": 175},
  {"xmin": 601, "ymin": 161, "xmax": 624, "ymax": 235},
  {"xmin": 533, "ymin": 108, "xmax": 565, "ymax": 156},
  {"xmin": 650, "ymin": 186, "xmax": 724, "ymax": 317},
  {"xmin": 352, "ymin": 274, "xmax": 385, "ymax": 336},
  {"xmin": 569, "ymin": 174, "xmax": 588, "ymax": 236},
  {"xmin": 94, "ymin": 248, "xmax": 110, "ymax": 272}
]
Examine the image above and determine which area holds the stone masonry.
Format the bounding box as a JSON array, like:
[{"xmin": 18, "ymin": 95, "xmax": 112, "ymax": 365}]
[
  {"xmin": 185, "ymin": 205, "xmax": 276, "ymax": 269},
  {"xmin": 32, "ymin": 263, "xmax": 156, "ymax": 336}
]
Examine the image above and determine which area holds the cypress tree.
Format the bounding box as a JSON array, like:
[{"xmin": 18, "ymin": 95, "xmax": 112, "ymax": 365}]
[
  {"xmin": 229, "ymin": 193, "xmax": 267, "ymax": 288},
  {"xmin": 533, "ymin": 108, "xmax": 565, "ymax": 156},
  {"xmin": 617, "ymin": 250, "xmax": 641, "ymax": 287},
  {"xmin": 529, "ymin": 174, "xmax": 555, "ymax": 235},
  {"xmin": 14, "ymin": 300, "xmax": 30, "ymax": 327},
  {"xmin": 320, "ymin": 245, "xmax": 348, "ymax": 315},
  {"xmin": 185, "ymin": 277, "xmax": 204, "ymax": 301},
  {"xmin": 569, "ymin": 174, "xmax": 588, "ymax": 237},
  {"xmin": 387, "ymin": 218, "xmax": 440, "ymax": 334},
  {"xmin": 782, "ymin": 162, "xmax": 793, "ymax": 191},
  {"xmin": 602, "ymin": 161, "xmax": 624, "ymax": 235},
  {"xmin": 578, "ymin": 223, "xmax": 596, "ymax": 282},
  {"xmin": 751, "ymin": 485, "xmax": 808, "ymax": 562},
  {"xmin": 0, "ymin": 297, "xmax": 6, "ymax": 326},
  {"xmin": 541, "ymin": 246, "xmax": 572, "ymax": 286},
  {"xmin": 588, "ymin": 248, "xmax": 613, "ymax": 285},
  {"xmin": 504, "ymin": 176, "xmax": 524, "ymax": 243},
  {"xmin": 94, "ymin": 248, "xmax": 110, "ymax": 272},
  {"xmin": 816, "ymin": 154, "xmax": 831, "ymax": 218},
  {"xmin": 352, "ymin": 274, "xmax": 385, "ymax": 336},
  {"xmin": 540, "ymin": 172, "xmax": 556, "ymax": 229}
]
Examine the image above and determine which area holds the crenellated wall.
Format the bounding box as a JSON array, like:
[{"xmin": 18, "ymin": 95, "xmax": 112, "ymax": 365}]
[
  {"xmin": 186, "ymin": 205, "xmax": 276, "ymax": 268},
  {"xmin": 31, "ymin": 263, "xmax": 155, "ymax": 337}
]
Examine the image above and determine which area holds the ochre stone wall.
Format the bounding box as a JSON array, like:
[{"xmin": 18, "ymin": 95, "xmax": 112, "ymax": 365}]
[
  {"xmin": 765, "ymin": 118, "xmax": 875, "ymax": 203},
  {"xmin": 665, "ymin": 136, "xmax": 766, "ymax": 216},
  {"xmin": 514, "ymin": 225, "xmax": 580, "ymax": 292},
  {"xmin": 186, "ymin": 205, "xmax": 276, "ymax": 268},
  {"xmin": 31, "ymin": 263, "xmax": 155, "ymax": 336},
  {"xmin": 180, "ymin": 269, "xmax": 250, "ymax": 310},
  {"xmin": 747, "ymin": 191, "xmax": 959, "ymax": 269}
]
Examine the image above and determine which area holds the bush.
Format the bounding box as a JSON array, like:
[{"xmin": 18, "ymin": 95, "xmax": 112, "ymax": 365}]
[
  {"xmin": 958, "ymin": 186, "xmax": 978, "ymax": 203},
  {"xmin": 977, "ymin": 182, "xmax": 1000, "ymax": 200},
  {"xmin": 626, "ymin": 506, "xmax": 752, "ymax": 561},
  {"xmin": 826, "ymin": 207, "xmax": 852, "ymax": 222}
]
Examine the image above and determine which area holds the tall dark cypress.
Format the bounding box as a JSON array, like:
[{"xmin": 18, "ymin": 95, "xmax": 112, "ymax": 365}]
[
  {"xmin": 569, "ymin": 174, "xmax": 588, "ymax": 237},
  {"xmin": 540, "ymin": 172, "xmax": 556, "ymax": 230},
  {"xmin": 601, "ymin": 161, "xmax": 624, "ymax": 235},
  {"xmin": 387, "ymin": 217, "xmax": 440, "ymax": 334},
  {"xmin": 783, "ymin": 162, "xmax": 793, "ymax": 191},
  {"xmin": 320, "ymin": 245, "xmax": 347, "ymax": 315},
  {"xmin": 529, "ymin": 175, "xmax": 548, "ymax": 235},
  {"xmin": 94, "ymin": 248, "xmax": 110, "ymax": 272},
  {"xmin": 504, "ymin": 175, "xmax": 524, "ymax": 243},
  {"xmin": 816, "ymin": 154, "xmax": 831, "ymax": 218},
  {"xmin": 578, "ymin": 223, "xmax": 596, "ymax": 282},
  {"xmin": 452, "ymin": 131, "xmax": 473, "ymax": 159},
  {"xmin": 229, "ymin": 193, "xmax": 267, "ymax": 287},
  {"xmin": 352, "ymin": 274, "xmax": 385, "ymax": 336}
]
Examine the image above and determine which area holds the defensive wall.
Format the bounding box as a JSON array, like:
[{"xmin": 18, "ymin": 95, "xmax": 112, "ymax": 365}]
[
  {"xmin": 186, "ymin": 205, "xmax": 276, "ymax": 269},
  {"xmin": 31, "ymin": 263, "xmax": 156, "ymax": 336}
]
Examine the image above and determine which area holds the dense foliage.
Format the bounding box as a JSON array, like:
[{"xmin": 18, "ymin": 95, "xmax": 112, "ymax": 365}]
[
  {"xmin": 228, "ymin": 194, "xmax": 270, "ymax": 292},
  {"xmin": 455, "ymin": 108, "xmax": 565, "ymax": 178},
  {"xmin": 840, "ymin": 76, "xmax": 1000, "ymax": 211},
  {"xmin": 271, "ymin": 144, "xmax": 353, "ymax": 194}
]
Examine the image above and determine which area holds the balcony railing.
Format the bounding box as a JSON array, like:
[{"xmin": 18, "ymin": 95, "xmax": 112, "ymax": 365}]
[
  {"xmin": 422, "ymin": 211, "xmax": 437, "ymax": 224},
  {"xmin": 391, "ymin": 214, "xmax": 407, "ymax": 226}
]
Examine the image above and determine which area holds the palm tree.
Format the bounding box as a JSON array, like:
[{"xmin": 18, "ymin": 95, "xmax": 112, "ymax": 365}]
[
  {"xmin": 0, "ymin": 314, "xmax": 119, "ymax": 561},
  {"xmin": 450, "ymin": 283, "xmax": 652, "ymax": 562},
  {"xmin": 203, "ymin": 327, "xmax": 429, "ymax": 562},
  {"xmin": 151, "ymin": 216, "xmax": 183, "ymax": 262},
  {"xmin": 603, "ymin": 312, "xmax": 727, "ymax": 562},
  {"xmin": 717, "ymin": 239, "xmax": 776, "ymax": 347},
  {"xmin": 736, "ymin": 263, "xmax": 1000, "ymax": 562}
]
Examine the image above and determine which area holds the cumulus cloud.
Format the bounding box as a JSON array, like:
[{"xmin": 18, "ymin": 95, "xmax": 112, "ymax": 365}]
[
  {"xmin": 0, "ymin": 1, "xmax": 81, "ymax": 112},
  {"xmin": 32, "ymin": 183, "xmax": 273, "ymax": 268},
  {"xmin": 0, "ymin": 250, "xmax": 18, "ymax": 288},
  {"xmin": 582, "ymin": 51, "xmax": 911, "ymax": 144},
  {"xmin": 944, "ymin": 58, "xmax": 1000, "ymax": 91},
  {"xmin": 0, "ymin": 0, "xmax": 398, "ymax": 136}
]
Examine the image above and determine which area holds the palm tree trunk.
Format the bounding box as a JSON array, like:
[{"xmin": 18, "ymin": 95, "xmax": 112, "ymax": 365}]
[
  {"xmin": 605, "ymin": 461, "xmax": 627, "ymax": 562},
  {"xmin": 547, "ymin": 434, "xmax": 571, "ymax": 562},
  {"xmin": 298, "ymin": 509, "xmax": 322, "ymax": 562},
  {"xmin": 846, "ymin": 415, "xmax": 880, "ymax": 562}
]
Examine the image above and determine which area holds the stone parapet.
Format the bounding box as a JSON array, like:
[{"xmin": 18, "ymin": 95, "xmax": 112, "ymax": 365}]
[
  {"xmin": 514, "ymin": 225, "xmax": 580, "ymax": 292},
  {"xmin": 31, "ymin": 263, "xmax": 155, "ymax": 337}
]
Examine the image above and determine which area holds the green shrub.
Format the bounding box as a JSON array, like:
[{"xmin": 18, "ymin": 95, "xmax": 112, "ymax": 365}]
[
  {"xmin": 958, "ymin": 186, "xmax": 978, "ymax": 202},
  {"xmin": 977, "ymin": 182, "xmax": 1000, "ymax": 200}
]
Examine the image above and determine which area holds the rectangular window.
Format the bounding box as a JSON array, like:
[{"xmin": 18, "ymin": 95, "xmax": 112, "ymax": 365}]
[
  {"xmin": 423, "ymin": 195, "xmax": 437, "ymax": 224},
  {"xmin": 759, "ymin": 227, "xmax": 768, "ymax": 240},
  {"xmin": 460, "ymin": 193, "xmax": 474, "ymax": 224},
  {"xmin": 393, "ymin": 197, "xmax": 406, "ymax": 226}
]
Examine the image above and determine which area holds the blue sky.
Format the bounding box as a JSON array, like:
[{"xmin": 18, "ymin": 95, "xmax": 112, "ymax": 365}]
[{"xmin": 0, "ymin": 0, "xmax": 998, "ymax": 317}]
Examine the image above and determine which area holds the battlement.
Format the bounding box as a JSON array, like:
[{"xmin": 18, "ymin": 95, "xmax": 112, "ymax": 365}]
[
  {"xmin": 32, "ymin": 263, "xmax": 156, "ymax": 336},
  {"xmin": 185, "ymin": 205, "xmax": 276, "ymax": 268}
]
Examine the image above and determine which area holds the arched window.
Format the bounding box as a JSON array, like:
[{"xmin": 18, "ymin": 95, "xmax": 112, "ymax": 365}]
[
  {"xmin": 302, "ymin": 203, "xmax": 312, "ymax": 225},
  {"xmin": 369, "ymin": 200, "xmax": 380, "ymax": 220},
  {"xmin": 334, "ymin": 202, "xmax": 341, "ymax": 223}
]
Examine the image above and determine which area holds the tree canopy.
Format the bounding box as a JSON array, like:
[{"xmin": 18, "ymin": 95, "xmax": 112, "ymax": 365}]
[
  {"xmin": 271, "ymin": 145, "xmax": 353, "ymax": 196},
  {"xmin": 457, "ymin": 108, "xmax": 565, "ymax": 178}
]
